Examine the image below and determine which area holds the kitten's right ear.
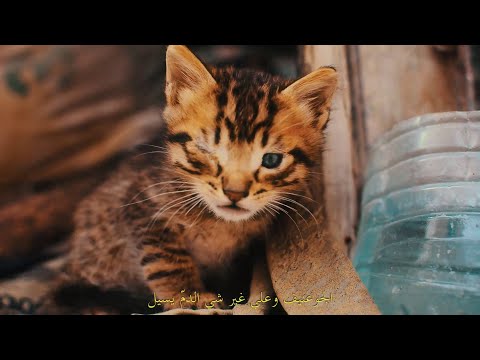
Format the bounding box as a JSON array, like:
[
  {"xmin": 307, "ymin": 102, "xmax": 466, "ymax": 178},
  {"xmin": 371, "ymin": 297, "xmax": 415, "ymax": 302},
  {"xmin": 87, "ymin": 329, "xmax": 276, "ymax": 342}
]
[
  {"xmin": 281, "ymin": 66, "xmax": 337, "ymax": 129},
  {"xmin": 165, "ymin": 45, "xmax": 216, "ymax": 106}
]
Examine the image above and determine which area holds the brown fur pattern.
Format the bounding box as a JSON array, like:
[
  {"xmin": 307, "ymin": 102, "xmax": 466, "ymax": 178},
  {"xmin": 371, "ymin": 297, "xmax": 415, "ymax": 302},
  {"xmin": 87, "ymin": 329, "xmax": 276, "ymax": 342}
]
[{"xmin": 44, "ymin": 45, "xmax": 337, "ymax": 314}]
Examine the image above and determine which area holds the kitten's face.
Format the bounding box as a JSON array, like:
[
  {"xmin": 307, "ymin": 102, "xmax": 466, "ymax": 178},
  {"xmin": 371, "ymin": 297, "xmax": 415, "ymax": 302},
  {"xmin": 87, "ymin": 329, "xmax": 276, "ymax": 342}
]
[{"xmin": 163, "ymin": 45, "xmax": 337, "ymax": 222}]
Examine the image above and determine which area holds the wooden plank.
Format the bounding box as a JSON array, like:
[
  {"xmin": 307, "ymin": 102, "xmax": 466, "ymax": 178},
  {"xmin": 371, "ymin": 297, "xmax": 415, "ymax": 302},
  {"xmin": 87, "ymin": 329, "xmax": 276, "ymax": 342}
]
[
  {"xmin": 302, "ymin": 45, "xmax": 358, "ymax": 254},
  {"xmin": 354, "ymin": 45, "xmax": 468, "ymax": 147},
  {"xmin": 267, "ymin": 210, "xmax": 380, "ymax": 314},
  {"xmin": 264, "ymin": 45, "xmax": 379, "ymax": 314},
  {"xmin": 302, "ymin": 45, "xmax": 468, "ymax": 253}
]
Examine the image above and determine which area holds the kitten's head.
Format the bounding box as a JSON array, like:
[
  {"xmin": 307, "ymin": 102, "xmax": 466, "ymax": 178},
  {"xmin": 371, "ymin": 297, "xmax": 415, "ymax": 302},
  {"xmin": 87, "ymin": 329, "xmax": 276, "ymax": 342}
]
[{"xmin": 163, "ymin": 45, "xmax": 337, "ymax": 222}]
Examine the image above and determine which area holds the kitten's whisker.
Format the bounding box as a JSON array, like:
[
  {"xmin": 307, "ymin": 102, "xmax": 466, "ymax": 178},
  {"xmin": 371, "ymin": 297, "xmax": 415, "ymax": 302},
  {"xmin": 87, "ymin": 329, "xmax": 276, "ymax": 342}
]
[
  {"xmin": 166, "ymin": 168, "xmax": 210, "ymax": 185},
  {"xmin": 171, "ymin": 170, "xmax": 205, "ymax": 183},
  {"xmin": 148, "ymin": 193, "xmax": 199, "ymax": 231},
  {"xmin": 184, "ymin": 197, "xmax": 204, "ymax": 216},
  {"xmin": 135, "ymin": 151, "xmax": 168, "ymax": 158},
  {"xmin": 262, "ymin": 206, "xmax": 276, "ymax": 218},
  {"xmin": 251, "ymin": 208, "xmax": 263, "ymax": 221},
  {"xmin": 188, "ymin": 202, "xmax": 209, "ymax": 228},
  {"xmin": 163, "ymin": 195, "xmax": 202, "ymax": 230},
  {"xmin": 265, "ymin": 204, "xmax": 280, "ymax": 215},
  {"xmin": 268, "ymin": 203, "xmax": 304, "ymax": 240},
  {"xmin": 180, "ymin": 197, "xmax": 205, "ymax": 228},
  {"xmin": 138, "ymin": 176, "xmax": 196, "ymax": 189},
  {"xmin": 212, "ymin": 215, "xmax": 222, "ymax": 228},
  {"xmin": 150, "ymin": 170, "xmax": 202, "ymax": 197},
  {"xmin": 124, "ymin": 180, "xmax": 196, "ymax": 206},
  {"xmin": 121, "ymin": 189, "xmax": 196, "ymax": 208},
  {"xmin": 273, "ymin": 191, "xmax": 318, "ymax": 203},
  {"xmin": 259, "ymin": 206, "xmax": 275, "ymax": 221},
  {"xmin": 161, "ymin": 168, "xmax": 204, "ymax": 184},
  {"xmin": 271, "ymin": 200, "xmax": 309, "ymax": 225},
  {"xmin": 139, "ymin": 144, "xmax": 168, "ymax": 150},
  {"xmin": 152, "ymin": 194, "xmax": 198, "ymax": 222},
  {"xmin": 275, "ymin": 196, "xmax": 318, "ymax": 226}
]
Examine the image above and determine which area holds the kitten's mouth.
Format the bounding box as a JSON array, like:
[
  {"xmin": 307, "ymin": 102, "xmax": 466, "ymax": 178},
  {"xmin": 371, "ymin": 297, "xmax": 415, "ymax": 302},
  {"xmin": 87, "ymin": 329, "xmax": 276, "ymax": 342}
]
[
  {"xmin": 218, "ymin": 204, "xmax": 250, "ymax": 214},
  {"xmin": 213, "ymin": 203, "xmax": 254, "ymax": 222}
]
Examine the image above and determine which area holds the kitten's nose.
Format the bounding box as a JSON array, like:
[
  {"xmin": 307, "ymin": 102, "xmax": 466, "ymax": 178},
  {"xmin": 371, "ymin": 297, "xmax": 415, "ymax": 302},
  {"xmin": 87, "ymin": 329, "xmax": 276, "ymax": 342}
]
[
  {"xmin": 223, "ymin": 189, "xmax": 249, "ymax": 203},
  {"xmin": 222, "ymin": 177, "xmax": 252, "ymax": 203}
]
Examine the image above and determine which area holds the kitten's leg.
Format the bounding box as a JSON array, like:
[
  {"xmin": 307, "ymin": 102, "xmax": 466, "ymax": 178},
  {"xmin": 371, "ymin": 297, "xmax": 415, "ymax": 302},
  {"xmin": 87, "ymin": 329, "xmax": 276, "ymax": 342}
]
[
  {"xmin": 140, "ymin": 225, "xmax": 219, "ymax": 311},
  {"xmin": 233, "ymin": 255, "xmax": 275, "ymax": 315}
]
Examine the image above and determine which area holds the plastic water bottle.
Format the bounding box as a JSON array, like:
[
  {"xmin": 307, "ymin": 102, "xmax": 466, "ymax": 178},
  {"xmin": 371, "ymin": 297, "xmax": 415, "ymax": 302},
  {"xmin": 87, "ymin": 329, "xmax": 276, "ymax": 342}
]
[{"xmin": 353, "ymin": 111, "xmax": 480, "ymax": 315}]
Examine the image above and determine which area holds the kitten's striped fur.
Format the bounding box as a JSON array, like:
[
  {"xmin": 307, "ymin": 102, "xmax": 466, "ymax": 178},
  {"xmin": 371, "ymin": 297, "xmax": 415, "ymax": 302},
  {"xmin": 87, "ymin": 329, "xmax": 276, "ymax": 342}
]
[{"xmin": 45, "ymin": 45, "xmax": 337, "ymax": 313}]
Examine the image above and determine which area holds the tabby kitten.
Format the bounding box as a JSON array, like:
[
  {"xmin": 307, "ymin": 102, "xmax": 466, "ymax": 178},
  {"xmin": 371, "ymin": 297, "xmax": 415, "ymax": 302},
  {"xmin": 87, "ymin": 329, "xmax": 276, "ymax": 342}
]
[{"xmin": 48, "ymin": 45, "xmax": 337, "ymax": 313}]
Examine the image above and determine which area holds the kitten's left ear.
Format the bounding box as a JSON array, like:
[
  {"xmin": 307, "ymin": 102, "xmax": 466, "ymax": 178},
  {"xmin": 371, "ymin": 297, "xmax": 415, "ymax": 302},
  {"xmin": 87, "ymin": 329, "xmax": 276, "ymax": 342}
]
[
  {"xmin": 165, "ymin": 45, "xmax": 217, "ymax": 106},
  {"xmin": 281, "ymin": 66, "xmax": 337, "ymax": 128}
]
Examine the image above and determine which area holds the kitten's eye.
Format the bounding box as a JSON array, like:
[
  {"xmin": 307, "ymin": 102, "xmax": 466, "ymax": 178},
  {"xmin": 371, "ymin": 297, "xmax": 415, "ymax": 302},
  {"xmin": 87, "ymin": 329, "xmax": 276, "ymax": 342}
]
[{"xmin": 262, "ymin": 153, "xmax": 283, "ymax": 169}]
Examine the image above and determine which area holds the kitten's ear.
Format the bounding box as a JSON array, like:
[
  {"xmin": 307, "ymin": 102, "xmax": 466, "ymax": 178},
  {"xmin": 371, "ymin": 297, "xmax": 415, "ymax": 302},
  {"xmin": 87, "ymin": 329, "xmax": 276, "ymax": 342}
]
[
  {"xmin": 281, "ymin": 67, "xmax": 337, "ymax": 128},
  {"xmin": 165, "ymin": 45, "xmax": 216, "ymax": 106}
]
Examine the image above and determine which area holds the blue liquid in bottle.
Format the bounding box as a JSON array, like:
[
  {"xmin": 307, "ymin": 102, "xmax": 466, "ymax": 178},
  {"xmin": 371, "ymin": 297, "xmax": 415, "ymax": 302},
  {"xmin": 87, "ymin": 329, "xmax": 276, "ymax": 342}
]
[{"xmin": 353, "ymin": 112, "xmax": 480, "ymax": 314}]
